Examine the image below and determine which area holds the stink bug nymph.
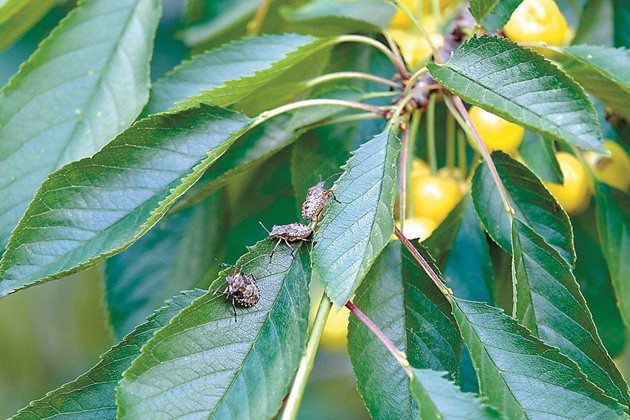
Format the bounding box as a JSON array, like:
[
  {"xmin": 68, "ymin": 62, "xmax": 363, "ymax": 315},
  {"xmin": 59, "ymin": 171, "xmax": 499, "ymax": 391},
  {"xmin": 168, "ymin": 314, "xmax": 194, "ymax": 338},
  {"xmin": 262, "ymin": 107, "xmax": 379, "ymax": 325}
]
[
  {"xmin": 301, "ymin": 174, "xmax": 340, "ymax": 222},
  {"xmin": 213, "ymin": 263, "xmax": 260, "ymax": 322},
  {"xmin": 260, "ymin": 222, "xmax": 313, "ymax": 259}
]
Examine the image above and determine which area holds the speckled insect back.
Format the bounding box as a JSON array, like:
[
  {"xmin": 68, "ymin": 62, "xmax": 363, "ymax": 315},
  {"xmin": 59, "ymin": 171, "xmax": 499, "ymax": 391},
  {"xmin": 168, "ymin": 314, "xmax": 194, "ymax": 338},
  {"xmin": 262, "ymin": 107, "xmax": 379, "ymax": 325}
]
[
  {"xmin": 301, "ymin": 176, "xmax": 339, "ymax": 222},
  {"xmin": 214, "ymin": 265, "xmax": 260, "ymax": 322},
  {"xmin": 261, "ymin": 222, "xmax": 313, "ymax": 259},
  {"xmin": 269, "ymin": 222, "xmax": 313, "ymax": 241}
]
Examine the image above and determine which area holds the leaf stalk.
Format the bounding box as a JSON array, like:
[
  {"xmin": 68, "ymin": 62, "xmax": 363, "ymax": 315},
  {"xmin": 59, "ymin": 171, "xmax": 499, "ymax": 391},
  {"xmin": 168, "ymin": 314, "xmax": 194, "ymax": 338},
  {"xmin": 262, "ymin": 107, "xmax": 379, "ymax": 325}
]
[
  {"xmin": 335, "ymin": 34, "xmax": 409, "ymax": 78},
  {"xmin": 346, "ymin": 300, "xmax": 412, "ymax": 377},
  {"xmin": 305, "ymin": 71, "xmax": 401, "ymax": 89},
  {"xmin": 281, "ymin": 294, "xmax": 332, "ymax": 420},
  {"xmin": 252, "ymin": 98, "xmax": 387, "ymax": 129},
  {"xmin": 450, "ymin": 96, "xmax": 513, "ymax": 216},
  {"xmin": 394, "ymin": 226, "xmax": 452, "ymax": 298},
  {"xmin": 247, "ymin": 0, "xmax": 272, "ymax": 35}
]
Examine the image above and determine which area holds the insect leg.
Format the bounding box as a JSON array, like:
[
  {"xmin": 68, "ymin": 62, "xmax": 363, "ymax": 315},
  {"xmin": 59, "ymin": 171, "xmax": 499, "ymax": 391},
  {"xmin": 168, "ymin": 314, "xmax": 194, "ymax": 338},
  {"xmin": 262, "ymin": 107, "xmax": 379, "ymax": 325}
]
[
  {"xmin": 329, "ymin": 190, "xmax": 341, "ymax": 203},
  {"xmin": 232, "ymin": 297, "xmax": 238, "ymax": 323},
  {"xmin": 270, "ymin": 238, "xmax": 282, "ymax": 261},
  {"xmin": 284, "ymin": 238, "xmax": 297, "ymax": 257}
]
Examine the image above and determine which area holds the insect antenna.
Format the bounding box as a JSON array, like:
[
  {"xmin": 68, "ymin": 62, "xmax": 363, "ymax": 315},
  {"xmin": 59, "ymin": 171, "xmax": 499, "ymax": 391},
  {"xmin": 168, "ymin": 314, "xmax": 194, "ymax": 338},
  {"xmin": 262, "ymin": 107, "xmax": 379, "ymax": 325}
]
[
  {"xmin": 323, "ymin": 171, "xmax": 342, "ymax": 184},
  {"xmin": 259, "ymin": 221, "xmax": 271, "ymax": 234}
]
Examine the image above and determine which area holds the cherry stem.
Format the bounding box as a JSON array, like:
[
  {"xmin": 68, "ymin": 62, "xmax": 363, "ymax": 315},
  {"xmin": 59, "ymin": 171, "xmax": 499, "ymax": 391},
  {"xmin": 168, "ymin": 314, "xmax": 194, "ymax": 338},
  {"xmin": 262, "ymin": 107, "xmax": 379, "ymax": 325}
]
[
  {"xmin": 448, "ymin": 96, "xmax": 513, "ymax": 216},
  {"xmin": 336, "ymin": 35, "xmax": 409, "ymax": 79},
  {"xmin": 252, "ymin": 98, "xmax": 387, "ymax": 129},
  {"xmin": 394, "ymin": 226, "xmax": 451, "ymax": 297},
  {"xmin": 427, "ymin": 94, "xmax": 438, "ymax": 175},
  {"xmin": 247, "ymin": 0, "xmax": 272, "ymax": 35},
  {"xmin": 305, "ymin": 71, "xmax": 402, "ymax": 89},
  {"xmin": 345, "ymin": 300, "xmax": 412, "ymax": 377},
  {"xmin": 399, "ymin": 127, "xmax": 410, "ymax": 232}
]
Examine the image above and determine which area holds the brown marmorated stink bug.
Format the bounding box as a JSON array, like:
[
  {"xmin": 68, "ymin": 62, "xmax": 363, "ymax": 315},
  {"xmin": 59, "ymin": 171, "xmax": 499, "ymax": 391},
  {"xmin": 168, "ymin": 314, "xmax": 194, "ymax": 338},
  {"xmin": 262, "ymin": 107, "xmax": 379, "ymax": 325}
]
[
  {"xmin": 213, "ymin": 263, "xmax": 260, "ymax": 322},
  {"xmin": 301, "ymin": 174, "xmax": 340, "ymax": 222},
  {"xmin": 260, "ymin": 222, "xmax": 313, "ymax": 259}
]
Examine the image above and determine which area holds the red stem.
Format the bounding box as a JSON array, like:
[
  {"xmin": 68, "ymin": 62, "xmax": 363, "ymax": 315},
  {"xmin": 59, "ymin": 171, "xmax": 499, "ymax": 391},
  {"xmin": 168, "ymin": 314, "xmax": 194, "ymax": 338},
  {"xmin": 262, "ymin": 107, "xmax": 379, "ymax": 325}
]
[
  {"xmin": 394, "ymin": 226, "xmax": 450, "ymax": 297},
  {"xmin": 346, "ymin": 300, "xmax": 412, "ymax": 376},
  {"xmin": 451, "ymin": 96, "xmax": 513, "ymax": 215}
]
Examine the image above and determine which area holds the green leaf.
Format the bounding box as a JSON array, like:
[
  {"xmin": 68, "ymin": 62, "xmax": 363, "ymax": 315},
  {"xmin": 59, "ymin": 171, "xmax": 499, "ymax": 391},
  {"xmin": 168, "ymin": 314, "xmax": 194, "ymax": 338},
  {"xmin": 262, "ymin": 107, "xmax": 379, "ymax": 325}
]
[
  {"xmin": 409, "ymin": 369, "xmax": 499, "ymax": 419},
  {"xmin": 0, "ymin": 0, "xmax": 161, "ymax": 247},
  {"xmin": 290, "ymin": 86, "xmax": 368, "ymax": 208},
  {"xmin": 442, "ymin": 195, "xmax": 495, "ymax": 304},
  {"xmin": 0, "ymin": 106, "xmax": 251, "ymax": 297},
  {"xmin": 552, "ymin": 45, "xmax": 630, "ymax": 120},
  {"xmin": 0, "ymin": 0, "xmax": 57, "ymax": 52},
  {"xmin": 291, "ymin": 123, "xmax": 355, "ymax": 214},
  {"xmin": 595, "ymin": 183, "xmax": 630, "ymax": 329},
  {"xmin": 12, "ymin": 289, "xmax": 204, "ymax": 419},
  {"xmin": 117, "ymin": 239, "xmax": 311, "ymax": 418},
  {"xmin": 572, "ymin": 0, "xmax": 614, "ymax": 47},
  {"xmin": 469, "ymin": 0, "xmax": 523, "ymax": 32},
  {"xmin": 471, "ymin": 151, "xmax": 575, "ymax": 265},
  {"xmin": 105, "ymin": 194, "xmax": 222, "ymax": 339},
  {"xmin": 452, "ymin": 298, "xmax": 627, "ymax": 418},
  {"xmin": 313, "ymin": 129, "xmax": 401, "ymax": 306},
  {"xmin": 0, "ymin": 0, "xmax": 34, "ymax": 24},
  {"xmin": 423, "ymin": 196, "xmax": 467, "ymax": 260},
  {"xmin": 423, "ymin": 197, "xmax": 493, "ymax": 395},
  {"xmin": 348, "ymin": 241, "xmax": 461, "ymax": 419},
  {"xmin": 179, "ymin": 0, "xmax": 258, "ymax": 47},
  {"xmin": 511, "ymin": 219, "xmax": 629, "ymax": 406},
  {"xmin": 173, "ymin": 116, "xmax": 297, "ymax": 212},
  {"xmin": 144, "ymin": 34, "xmax": 333, "ymax": 115},
  {"xmin": 518, "ymin": 130, "xmax": 563, "ymax": 184},
  {"xmin": 281, "ymin": 0, "xmax": 396, "ymax": 32},
  {"xmin": 428, "ymin": 36, "xmax": 603, "ymax": 151},
  {"xmin": 613, "ymin": 0, "xmax": 630, "ymax": 48},
  {"xmin": 176, "ymin": 86, "xmax": 366, "ymax": 212},
  {"xmin": 574, "ymin": 217, "xmax": 626, "ymax": 357}
]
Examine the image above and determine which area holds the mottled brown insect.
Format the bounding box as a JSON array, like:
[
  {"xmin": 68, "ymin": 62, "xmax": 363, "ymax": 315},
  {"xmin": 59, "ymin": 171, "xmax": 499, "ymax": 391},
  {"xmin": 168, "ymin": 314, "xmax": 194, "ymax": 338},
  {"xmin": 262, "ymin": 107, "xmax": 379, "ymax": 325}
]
[
  {"xmin": 214, "ymin": 263, "xmax": 260, "ymax": 322},
  {"xmin": 260, "ymin": 222, "xmax": 313, "ymax": 259},
  {"xmin": 301, "ymin": 176, "xmax": 340, "ymax": 222}
]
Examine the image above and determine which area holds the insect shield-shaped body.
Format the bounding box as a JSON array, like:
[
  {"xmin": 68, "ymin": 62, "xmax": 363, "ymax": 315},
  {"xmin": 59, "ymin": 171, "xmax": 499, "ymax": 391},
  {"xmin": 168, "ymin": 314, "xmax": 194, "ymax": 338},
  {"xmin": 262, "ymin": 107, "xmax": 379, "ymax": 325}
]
[
  {"xmin": 301, "ymin": 177, "xmax": 339, "ymax": 222},
  {"xmin": 262, "ymin": 222, "xmax": 313, "ymax": 259},
  {"xmin": 215, "ymin": 266, "xmax": 260, "ymax": 322}
]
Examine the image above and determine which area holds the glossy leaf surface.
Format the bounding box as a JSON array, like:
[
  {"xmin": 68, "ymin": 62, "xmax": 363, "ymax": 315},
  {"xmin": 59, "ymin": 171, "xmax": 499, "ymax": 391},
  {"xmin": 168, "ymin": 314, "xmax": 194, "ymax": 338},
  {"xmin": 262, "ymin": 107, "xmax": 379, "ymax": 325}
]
[
  {"xmin": 0, "ymin": 106, "xmax": 251, "ymax": 297},
  {"xmin": 429, "ymin": 36, "xmax": 603, "ymax": 151},
  {"xmin": 313, "ymin": 129, "xmax": 400, "ymax": 306},
  {"xmin": 117, "ymin": 239, "xmax": 311, "ymax": 419}
]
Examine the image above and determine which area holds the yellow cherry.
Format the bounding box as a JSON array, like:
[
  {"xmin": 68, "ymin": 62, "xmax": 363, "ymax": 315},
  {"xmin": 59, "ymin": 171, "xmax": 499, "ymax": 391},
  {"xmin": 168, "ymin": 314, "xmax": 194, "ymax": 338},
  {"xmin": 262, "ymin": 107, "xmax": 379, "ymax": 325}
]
[
  {"xmin": 469, "ymin": 106, "xmax": 524, "ymax": 155},
  {"xmin": 584, "ymin": 140, "xmax": 630, "ymax": 191},
  {"xmin": 412, "ymin": 176, "xmax": 463, "ymax": 224},
  {"xmin": 504, "ymin": 0, "xmax": 569, "ymax": 46},
  {"xmin": 544, "ymin": 152, "xmax": 590, "ymax": 214},
  {"xmin": 401, "ymin": 217, "xmax": 438, "ymax": 241}
]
